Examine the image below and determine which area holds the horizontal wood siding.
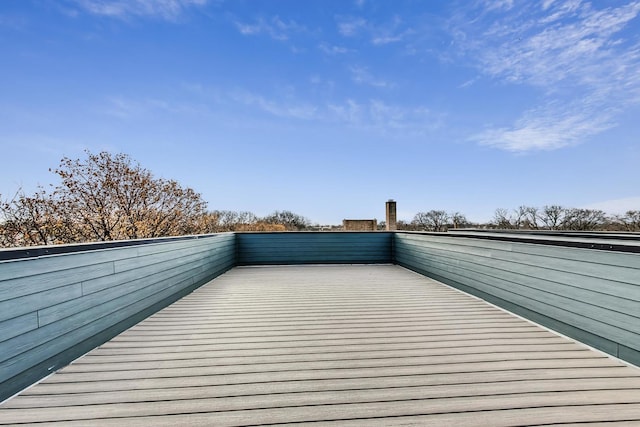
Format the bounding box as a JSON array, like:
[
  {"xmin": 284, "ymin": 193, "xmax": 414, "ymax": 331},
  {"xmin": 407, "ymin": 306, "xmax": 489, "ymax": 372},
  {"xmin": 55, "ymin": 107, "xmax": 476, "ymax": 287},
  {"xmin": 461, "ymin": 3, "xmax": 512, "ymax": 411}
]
[
  {"xmin": 0, "ymin": 233, "xmax": 235, "ymax": 402},
  {"xmin": 236, "ymin": 232, "xmax": 392, "ymax": 265},
  {"xmin": 394, "ymin": 232, "xmax": 640, "ymax": 366}
]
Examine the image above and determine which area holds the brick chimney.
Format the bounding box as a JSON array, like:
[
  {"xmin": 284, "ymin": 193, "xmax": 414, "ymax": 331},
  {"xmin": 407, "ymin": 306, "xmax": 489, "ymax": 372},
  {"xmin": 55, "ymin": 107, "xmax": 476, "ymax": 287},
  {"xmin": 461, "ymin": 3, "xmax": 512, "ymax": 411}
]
[{"xmin": 385, "ymin": 200, "xmax": 397, "ymax": 231}]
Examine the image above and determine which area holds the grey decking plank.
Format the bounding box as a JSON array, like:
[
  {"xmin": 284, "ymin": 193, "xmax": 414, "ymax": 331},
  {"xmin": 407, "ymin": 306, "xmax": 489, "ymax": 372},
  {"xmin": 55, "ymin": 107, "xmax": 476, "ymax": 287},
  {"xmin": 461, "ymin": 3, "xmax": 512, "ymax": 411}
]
[
  {"xmin": 103, "ymin": 324, "xmax": 544, "ymax": 343},
  {"xmin": 73, "ymin": 342, "xmax": 582, "ymax": 364},
  {"xmin": 2, "ymin": 264, "xmax": 640, "ymax": 425},
  {"xmin": 92, "ymin": 329, "xmax": 552, "ymax": 349},
  {"xmin": 43, "ymin": 353, "xmax": 613, "ymax": 383},
  {"xmin": 89, "ymin": 332, "xmax": 564, "ymax": 354},
  {"xmin": 115, "ymin": 319, "xmax": 529, "ymax": 336},
  {"xmin": 4, "ymin": 373, "xmax": 639, "ymax": 408},
  {"xmin": 16, "ymin": 404, "xmax": 640, "ymax": 427},
  {"xmin": 3, "ymin": 391, "xmax": 640, "ymax": 425},
  {"xmin": 60, "ymin": 348, "xmax": 596, "ymax": 373},
  {"xmin": 19, "ymin": 361, "xmax": 634, "ymax": 396}
]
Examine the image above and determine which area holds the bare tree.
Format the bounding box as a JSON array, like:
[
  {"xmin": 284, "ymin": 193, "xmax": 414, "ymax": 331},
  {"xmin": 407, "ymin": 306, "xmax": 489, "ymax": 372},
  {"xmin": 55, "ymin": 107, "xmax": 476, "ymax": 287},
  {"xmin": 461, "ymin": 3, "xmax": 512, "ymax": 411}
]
[
  {"xmin": 201, "ymin": 210, "xmax": 259, "ymax": 232},
  {"xmin": 263, "ymin": 210, "xmax": 310, "ymax": 231},
  {"xmin": 413, "ymin": 210, "xmax": 450, "ymax": 232},
  {"xmin": 450, "ymin": 212, "xmax": 469, "ymax": 229},
  {"xmin": 51, "ymin": 151, "xmax": 207, "ymax": 241},
  {"xmin": 562, "ymin": 208, "xmax": 607, "ymax": 231},
  {"xmin": 1, "ymin": 189, "xmax": 57, "ymax": 246},
  {"xmin": 540, "ymin": 205, "xmax": 568, "ymax": 230},
  {"xmin": 521, "ymin": 206, "xmax": 539, "ymax": 229},
  {"xmin": 395, "ymin": 220, "xmax": 419, "ymax": 231},
  {"xmin": 492, "ymin": 208, "xmax": 515, "ymax": 229},
  {"xmin": 1, "ymin": 151, "xmax": 208, "ymax": 246},
  {"xmin": 615, "ymin": 210, "xmax": 640, "ymax": 231}
]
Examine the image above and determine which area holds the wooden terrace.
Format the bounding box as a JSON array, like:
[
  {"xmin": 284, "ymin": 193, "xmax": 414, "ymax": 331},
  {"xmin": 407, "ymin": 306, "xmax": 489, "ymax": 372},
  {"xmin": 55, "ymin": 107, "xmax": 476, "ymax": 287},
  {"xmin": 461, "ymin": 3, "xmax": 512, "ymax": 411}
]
[{"xmin": 2, "ymin": 264, "xmax": 639, "ymax": 426}]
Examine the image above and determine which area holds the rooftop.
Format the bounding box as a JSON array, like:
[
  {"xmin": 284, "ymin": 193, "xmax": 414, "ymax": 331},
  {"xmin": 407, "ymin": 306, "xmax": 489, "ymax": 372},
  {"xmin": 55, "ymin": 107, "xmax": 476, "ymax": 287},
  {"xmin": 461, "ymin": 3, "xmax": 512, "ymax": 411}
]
[{"xmin": 2, "ymin": 264, "xmax": 639, "ymax": 425}]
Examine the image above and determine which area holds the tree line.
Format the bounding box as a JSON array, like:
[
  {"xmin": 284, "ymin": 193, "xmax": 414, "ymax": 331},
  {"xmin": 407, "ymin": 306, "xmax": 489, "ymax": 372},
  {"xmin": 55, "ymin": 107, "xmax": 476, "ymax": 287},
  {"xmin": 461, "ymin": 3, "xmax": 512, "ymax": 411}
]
[
  {"xmin": 2, "ymin": 151, "xmax": 638, "ymax": 248},
  {"xmin": 0, "ymin": 152, "xmax": 310, "ymax": 247},
  {"xmin": 402, "ymin": 206, "xmax": 640, "ymax": 232}
]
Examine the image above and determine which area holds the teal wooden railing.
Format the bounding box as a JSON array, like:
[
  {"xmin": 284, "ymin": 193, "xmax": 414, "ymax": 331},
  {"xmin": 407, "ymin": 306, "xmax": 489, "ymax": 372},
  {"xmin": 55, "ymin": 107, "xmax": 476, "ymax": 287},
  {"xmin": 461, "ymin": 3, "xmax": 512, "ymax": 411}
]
[
  {"xmin": 236, "ymin": 232, "xmax": 393, "ymax": 265},
  {"xmin": 394, "ymin": 231, "xmax": 640, "ymax": 367},
  {"xmin": 0, "ymin": 234, "xmax": 235, "ymax": 401},
  {"xmin": 1, "ymin": 230, "xmax": 638, "ymax": 401}
]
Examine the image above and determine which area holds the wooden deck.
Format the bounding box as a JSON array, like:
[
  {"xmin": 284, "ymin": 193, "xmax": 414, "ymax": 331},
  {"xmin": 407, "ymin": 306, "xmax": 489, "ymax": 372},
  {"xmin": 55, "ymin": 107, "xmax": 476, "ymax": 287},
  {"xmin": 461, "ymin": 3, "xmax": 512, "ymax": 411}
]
[{"xmin": 1, "ymin": 264, "xmax": 640, "ymax": 426}]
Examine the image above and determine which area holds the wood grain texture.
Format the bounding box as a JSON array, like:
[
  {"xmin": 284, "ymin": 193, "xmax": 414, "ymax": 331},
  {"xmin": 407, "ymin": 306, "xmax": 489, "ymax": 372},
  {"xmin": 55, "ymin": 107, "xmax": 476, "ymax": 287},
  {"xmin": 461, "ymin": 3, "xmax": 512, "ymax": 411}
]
[{"xmin": 2, "ymin": 265, "xmax": 638, "ymax": 426}]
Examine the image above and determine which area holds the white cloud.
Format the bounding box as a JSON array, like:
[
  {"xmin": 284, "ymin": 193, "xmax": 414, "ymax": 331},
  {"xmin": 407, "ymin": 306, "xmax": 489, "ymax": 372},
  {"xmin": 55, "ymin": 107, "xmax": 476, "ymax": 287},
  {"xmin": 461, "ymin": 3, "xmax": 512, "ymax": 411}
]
[
  {"xmin": 477, "ymin": 1, "xmax": 640, "ymax": 87},
  {"xmin": 482, "ymin": 0, "xmax": 514, "ymax": 11},
  {"xmin": 222, "ymin": 88, "xmax": 438, "ymax": 136},
  {"xmin": 328, "ymin": 99, "xmax": 438, "ymax": 135},
  {"xmin": 230, "ymin": 91, "xmax": 318, "ymax": 120},
  {"xmin": 337, "ymin": 17, "xmax": 367, "ymax": 36},
  {"xmin": 104, "ymin": 95, "xmax": 209, "ymax": 119},
  {"xmin": 452, "ymin": 0, "xmax": 640, "ymax": 152},
  {"xmin": 371, "ymin": 16, "xmax": 412, "ymax": 45},
  {"xmin": 471, "ymin": 103, "xmax": 614, "ymax": 151},
  {"xmin": 337, "ymin": 15, "xmax": 412, "ymax": 46},
  {"xmin": 318, "ymin": 43, "xmax": 351, "ymax": 55},
  {"xmin": 349, "ymin": 66, "xmax": 394, "ymax": 88},
  {"xmin": 371, "ymin": 34, "xmax": 403, "ymax": 45},
  {"xmin": 458, "ymin": 77, "xmax": 479, "ymax": 89},
  {"xmin": 72, "ymin": 0, "xmax": 208, "ymax": 20},
  {"xmin": 234, "ymin": 16, "xmax": 306, "ymax": 41}
]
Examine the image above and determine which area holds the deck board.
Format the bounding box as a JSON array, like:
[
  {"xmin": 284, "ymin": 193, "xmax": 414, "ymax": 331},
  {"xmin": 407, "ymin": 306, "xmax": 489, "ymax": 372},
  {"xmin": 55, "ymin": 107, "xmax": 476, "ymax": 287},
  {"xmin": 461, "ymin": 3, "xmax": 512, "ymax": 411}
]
[{"xmin": 1, "ymin": 264, "xmax": 640, "ymax": 426}]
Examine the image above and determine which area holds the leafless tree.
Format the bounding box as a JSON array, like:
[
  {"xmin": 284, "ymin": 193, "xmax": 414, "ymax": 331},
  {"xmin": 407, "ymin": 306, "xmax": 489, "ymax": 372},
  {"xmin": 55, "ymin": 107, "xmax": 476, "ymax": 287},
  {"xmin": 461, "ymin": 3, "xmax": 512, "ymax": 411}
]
[
  {"xmin": 492, "ymin": 208, "xmax": 515, "ymax": 229},
  {"xmin": 263, "ymin": 210, "xmax": 310, "ymax": 231},
  {"xmin": 561, "ymin": 208, "xmax": 607, "ymax": 231},
  {"xmin": 412, "ymin": 210, "xmax": 450, "ymax": 232},
  {"xmin": 1, "ymin": 151, "xmax": 208, "ymax": 246},
  {"xmin": 614, "ymin": 210, "xmax": 640, "ymax": 231},
  {"xmin": 540, "ymin": 205, "xmax": 568, "ymax": 230},
  {"xmin": 450, "ymin": 212, "xmax": 469, "ymax": 229}
]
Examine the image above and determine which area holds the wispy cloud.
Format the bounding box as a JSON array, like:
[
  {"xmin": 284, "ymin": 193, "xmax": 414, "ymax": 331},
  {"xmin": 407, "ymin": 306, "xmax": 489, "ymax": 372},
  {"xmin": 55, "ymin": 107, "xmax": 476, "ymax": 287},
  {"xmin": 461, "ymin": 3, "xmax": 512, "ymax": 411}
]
[
  {"xmin": 337, "ymin": 15, "xmax": 412, "ymax": 46},
  {"xmin": 582, "ymin": 196, "xmax": 640, "ymax": 214},
  {"xmin": 458, "ymin": 76, "xmax": 479, "ymax": 89},
  {"xmin": 71, "ymin": 0, "xmax": 209, "ymax": 20},
  {"xmin": 482, "ymin": 0, "xmax": 514, "ymax": 12},
  {"xmin": 471, "ymin": 99, "xmax": 615, "ymax": 151},
  {"xmin": 235, "ymin": 16, "xmax": 306, "ymax": 41},
  {"xmin": 222, "ymin": 87, "xmax": 438, "ymax": 136},
  {"xmin": 372, "ymin": 15, "xmax": 414, "ymax": 45},
  {"xmin": 349, "ymin": 66, "xmax": 394, "ymax": 88},
  {"xmin": 328, "ymin": 98, "xmax": 439, "ymax": 135},
  {"xmin": 230, "ymin": 90, "xmax": 318, "ymax": 120},
  {"xmin": 318, "ymin": 43, "xmax": 351, "ymax": 55},
  {"xmin": 454, "ymin": 0, "xmax": 640, "ymax": 151},
  {"xmin": 337, "ymin": 17, "xmax": 367, "ymax": 36},
  {"xmin": 104, "ymin": 95, "xmax": 209, "ymax": 119}
]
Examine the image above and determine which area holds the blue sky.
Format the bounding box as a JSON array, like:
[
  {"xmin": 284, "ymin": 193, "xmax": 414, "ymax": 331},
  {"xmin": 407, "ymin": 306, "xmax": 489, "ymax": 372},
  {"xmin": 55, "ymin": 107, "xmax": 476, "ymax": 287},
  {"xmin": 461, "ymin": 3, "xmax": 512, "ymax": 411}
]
[{"xmin": 1, "ymin": 0, "xmax": 639, "ymax": 224}]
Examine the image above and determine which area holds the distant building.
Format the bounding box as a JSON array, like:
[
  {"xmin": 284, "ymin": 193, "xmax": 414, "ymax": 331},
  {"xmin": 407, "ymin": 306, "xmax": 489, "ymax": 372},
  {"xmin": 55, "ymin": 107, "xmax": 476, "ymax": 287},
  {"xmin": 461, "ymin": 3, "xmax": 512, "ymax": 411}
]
[{"xmin": 343, "ymin": 219, "xmax": 377, "ymax": 231}]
